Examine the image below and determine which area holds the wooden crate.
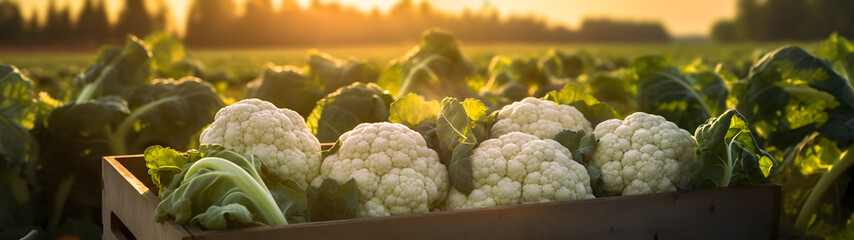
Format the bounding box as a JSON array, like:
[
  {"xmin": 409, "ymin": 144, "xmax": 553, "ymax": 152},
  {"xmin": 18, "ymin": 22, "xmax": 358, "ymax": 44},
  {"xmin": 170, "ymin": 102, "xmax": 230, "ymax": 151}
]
[{"xmin": 103, "ymin": 153, "xmax": 781, "ymax": 240}]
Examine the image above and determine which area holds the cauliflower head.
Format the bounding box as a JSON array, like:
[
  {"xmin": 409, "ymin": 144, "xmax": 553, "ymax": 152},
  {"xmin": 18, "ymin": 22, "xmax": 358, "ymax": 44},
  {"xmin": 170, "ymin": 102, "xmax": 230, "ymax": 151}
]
[
  {"xmin": 312, "ymin": 122, "xmax": 449, "ymax": 217},
  {"xmin": 445, "ymin": 132, "xmax": 594, "ymax": 210},
  {"xmin": 591, "ymin": 112, "xmax": 697, "ymax": 196},
  {"xmin": 199, "ymin": 98, "xmax": 322, "ymax": 188},
  {"xmin": 491, "ymin": 97, "xmax": 592, "ymax": 139}
]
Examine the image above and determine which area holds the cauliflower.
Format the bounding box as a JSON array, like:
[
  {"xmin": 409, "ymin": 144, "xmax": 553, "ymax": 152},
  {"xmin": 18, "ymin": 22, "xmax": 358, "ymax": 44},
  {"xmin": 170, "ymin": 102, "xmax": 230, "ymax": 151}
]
[
  {"xmin": 312, "ymin": 122, "xmax": 449, "ymax": 217},
  {"xmin": 591, "ymin": 112, "xmax": 697, "ymax": 196},
  {"xmin": 199, "ymin": 99, "xmax": 322, "ymax": 188},
  {"xmin": 445, "ymin": 132, "xmax": 594, "ymax": 210},
  {"xmin": 491, "ymin": 97, "xmax": 592, "ymax": 139}
]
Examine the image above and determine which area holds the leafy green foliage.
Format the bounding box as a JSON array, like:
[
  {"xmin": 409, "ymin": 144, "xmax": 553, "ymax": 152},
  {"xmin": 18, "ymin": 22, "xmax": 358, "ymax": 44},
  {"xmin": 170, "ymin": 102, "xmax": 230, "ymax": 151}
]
[
  {"xmin": 539, "ymin": 49, "xmax": 591, "ymax": 80},
  {"xmin": 143, "ymin": 145, "xmax": 202, "ymax": 196},
  {"xmin": 306, "ymin": 50, "xmax": 379, "ymax": 93},
  {"xmin": 33, "ymin": 97, "xmax": 130, "ymax": 214},
  {"xmin": 144, "ymin": 32, "xmax": 205, "ymax": 79},
  {"xmin": 552, "ymin": 129, "xmax": 601, "ymax": 192},
  {"xmin": 244, "ymin": 64, "xmax": 323, "ymax": 116},
  {"xmin": 631, "ymin": 56, "xmax": 727, "ymax": 132},
  {"xmin": 543, "ymin": 83, "xmax": 619, "ymax": 127},
  {"xmin": 774, "ymin": 134, "xmax": 854, "ymax": 238},
  {"xmin": 815, "ymin": 33, "xmax": 854, "ymax": 86},
  {"xmin": 734, "ymin": 46, "xmax": 854, "ymax": 149},
  {"xmin": 378, "ymin": 29, "xmax": 476, "ymax": 100},
  {"xmin": 687, "ymin": 109, "xmax": 777, "ymax": 189},
  {"xmin": 124, "ymin": 77, "xmax": 224, "ymax": 153},
  {"xmin": 71, "ymin": 35, "xmax": 152, "ymax": 103},
  {"xmin": 1, "ymin": 65, "xmax": 37, "ymax": 168},
  {"xmin": 436, "ymin": 98, "xmax": 480, "ymax": 194},
  {"xmin": 154, "ymin": 145, "xmax": 291, "ymax": 229},
  {"xmin": 307, "ymin": 82, "xmax": 394, "ymax": 142},
  {"xmin": 389, "ymin": 93, "xmax": 441, "ymax": 128},
  {"xmin": 581, "ymin": 73, "xmax": 636, "ymax": 116},
  {"xmin": 306, "ymin": 178, "xmax": 359, "ymax": 222},
  {"xmin": 388, "ymin": 94, "xmax": 489, "ymax": 194}
]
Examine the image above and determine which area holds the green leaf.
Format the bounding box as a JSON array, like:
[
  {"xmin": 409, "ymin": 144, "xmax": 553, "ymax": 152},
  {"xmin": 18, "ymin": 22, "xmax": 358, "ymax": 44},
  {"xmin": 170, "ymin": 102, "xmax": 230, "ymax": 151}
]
[
  {"xmin": 145, "ymin": 32, "xmax": 205, "ymax": 79},
  {"xmin": 688, "ymin": 109, "xmax": 778, "ymax": 189},
  {"xmin": 582, "ymin": 73, "xmax": 636, "ymax": 116},
  {"xmin": 0, "ymin": 65, "xmax": 37, "ymax": 168},
  {"xmin": 815, "ymin": 32, "xmax": 854, "ymax": 85},
  {"xmin": 553, "ymin": 129, "xmax": 601, "ymax": 193},
  {"xmin": 448, "ymin": 142, "xmax": 474, "ymax": 194},
  {"xmin": 389, "ymin": 93, "xmax": 440, "ymax": 128},
  {"xmin": 71, "ymin": 35, "xmax": 152, "ymax": 102},
  {"xmin": 245, "ymin": 64, "xmax": 323, "ymax": 117},
  {"xmin": 124, "ymin": 77, "xmax": 224, "ymax": 153},
  {"xmin": 143, "ymin": 145, "xmax": 202, "ymax": 197},
  {"xmin": 734, "ymin": 46, "xmax": 854, "ymax": 149},
  {"xmin": 307, "ymin": 82, "xmax": 394, "ymax": 142},
  {"xmin": 306, "ymin": 178, "xmax": 359, "ymax": 222},
  {"xmin": 379, "ymin": 29, "xmax": 476, "ymax": 100},
  {"xmin": 553, "ymin": 129, "xmax": 597, "ymax": 164},
  {"xmin": 543, "ymin": 84, "xmax": 619, "ymax": 127},
  {"xmin": 155, "ymin": 146, "xmax": 288, "ymax": 229},
  {"xmin": 633, "ymin": 56, "xmax": 714, "ymax": 132},
  {"xmin": 306, "ymin": 50, "xmax": 379, "ymax": 93},
  {"xmin": 461, "ymin": 98, "xmax": 488, "ymax": 122},
  {"xmin": 33, "ymin": 97, "xmax": 130, "ymax": 214},
  {"xmin": 436, "ymin": 98, "xmax": 478, "ymax": 194},
  {"xmin": 543, "ymin": 83, "xmax": 598, "ymax": 106}
]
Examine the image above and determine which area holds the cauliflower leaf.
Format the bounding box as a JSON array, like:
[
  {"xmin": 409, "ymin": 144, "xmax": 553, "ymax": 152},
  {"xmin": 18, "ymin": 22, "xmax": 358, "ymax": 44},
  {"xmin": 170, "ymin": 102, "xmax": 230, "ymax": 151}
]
[{"xmin": 687, "ymin": 109, "xmax": 778, "ymax": 189}]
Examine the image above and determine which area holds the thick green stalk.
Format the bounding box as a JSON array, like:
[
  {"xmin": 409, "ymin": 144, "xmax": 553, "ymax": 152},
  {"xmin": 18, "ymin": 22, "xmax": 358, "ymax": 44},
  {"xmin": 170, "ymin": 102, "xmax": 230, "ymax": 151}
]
[
  {"xmin": 794, "ymin": 145, "xmax": 854, "ymax": 231},
  {"xmin": 719, "ymin": 131, "xmax": 746, "ymax": 188},
  {"xmin": 105, "ymin": 95, "xmax": 181, "ymax": 155},
  {"xmin": 48, "ymin": 175, "xmax": 75, "ymax": 231},
  {"xmin": 185, "ymin": 157, "xmax": 287, "ymax": 226}
]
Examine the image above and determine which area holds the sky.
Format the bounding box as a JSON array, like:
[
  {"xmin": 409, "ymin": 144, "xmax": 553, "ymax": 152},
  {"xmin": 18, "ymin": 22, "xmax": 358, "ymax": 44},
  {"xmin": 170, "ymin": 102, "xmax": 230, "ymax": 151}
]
[{"xmin": 16, "ymin": 0, "xmax": 737, "ymax": 37}]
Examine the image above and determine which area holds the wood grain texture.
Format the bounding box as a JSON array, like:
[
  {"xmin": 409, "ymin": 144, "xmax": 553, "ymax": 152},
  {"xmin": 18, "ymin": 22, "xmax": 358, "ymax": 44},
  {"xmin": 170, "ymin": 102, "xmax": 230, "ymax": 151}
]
[
  {"xmin": 102, "ymin": 155, "xmax": 193, "ymax": 240},
  {"xmin": 104, "ymin": 154, "xmax": 780, "ymax": 240}
]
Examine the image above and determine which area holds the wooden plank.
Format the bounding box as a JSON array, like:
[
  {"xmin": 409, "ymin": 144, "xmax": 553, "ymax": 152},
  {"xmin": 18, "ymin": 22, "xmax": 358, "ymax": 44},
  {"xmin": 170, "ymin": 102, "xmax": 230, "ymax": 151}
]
[
  {"xmin": 106, "ymin": 154, "xmax": 780, "ymax": 240},
  {"xmin": 102, "ymin": 155, "xmax": 193, "ymax": 240},
  {"xmin": 195, "ymin": 185, "xmax": 779, "ymax": 240}
]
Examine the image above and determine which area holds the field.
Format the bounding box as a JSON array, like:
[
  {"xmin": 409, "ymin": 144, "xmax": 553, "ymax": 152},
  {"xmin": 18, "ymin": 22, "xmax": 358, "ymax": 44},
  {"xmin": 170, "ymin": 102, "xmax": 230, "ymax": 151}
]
[
  {"xmin": 4, "ymin": 35, "xmax": 851, "ymax": 240},
  {"xmin": 0, "ymin": 41, "xmax": 811, "ymax": 100}
]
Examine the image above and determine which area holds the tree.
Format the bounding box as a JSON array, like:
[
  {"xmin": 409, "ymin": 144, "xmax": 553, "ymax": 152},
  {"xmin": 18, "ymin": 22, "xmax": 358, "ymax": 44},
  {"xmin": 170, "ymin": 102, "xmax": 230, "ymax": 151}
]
[
  {"xmin": 0, "ymin": 0, "xmax": 23, "ymax": 43},
  {"xmin": 115, "ymin": 0, "xmax": 153, "ymax": 38},
  {"xmin": 76, "ymin": 0, "xmax": 110, "ymax": 44},
  {"xmin": 711, "ymin": 20, "xmax": 738, "ymax": 42},
  {"xmin": 185, "ymin": 0, "xmax": 237, "ymax": 46}
]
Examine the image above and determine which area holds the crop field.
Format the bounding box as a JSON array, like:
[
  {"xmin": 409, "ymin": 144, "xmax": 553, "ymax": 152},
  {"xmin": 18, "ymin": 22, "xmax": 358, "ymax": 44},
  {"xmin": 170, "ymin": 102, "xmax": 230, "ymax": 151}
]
[
  {"xmin": 1, "ymin": 41, "xmax": 808, "ymax": 100},
  {"xmin": 2, "ymin": 30, "xmax": 851, "ymax": 240}
]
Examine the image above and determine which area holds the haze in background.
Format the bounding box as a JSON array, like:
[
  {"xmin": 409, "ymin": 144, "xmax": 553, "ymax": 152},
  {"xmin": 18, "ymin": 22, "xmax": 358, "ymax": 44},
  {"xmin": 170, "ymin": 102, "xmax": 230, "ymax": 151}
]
[{"xmin": 17, "ymin": 0, "xmax": 736, "ymax": 37}]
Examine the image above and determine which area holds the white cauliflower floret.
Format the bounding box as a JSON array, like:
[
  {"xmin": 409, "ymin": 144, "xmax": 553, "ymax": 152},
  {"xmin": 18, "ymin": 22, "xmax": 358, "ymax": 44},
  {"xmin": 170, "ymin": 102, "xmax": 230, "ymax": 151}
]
[
  {"xmin": 312, "ymin": 122, "xmax": 449, "ymax": 217},
  {"xmin": 591, "ymin": 112, "xmax": 697, "ymax": 196},
  {"xmin": 445, "ymin": 132, "xmax": 594, "ymax": 210},
  {"xmin": 199, "ymin": 99, "xmax": 322, "ymax": 188},
  {"xmin": 491, "ymin": 97, "xmax": 592, "ymax": 139}
]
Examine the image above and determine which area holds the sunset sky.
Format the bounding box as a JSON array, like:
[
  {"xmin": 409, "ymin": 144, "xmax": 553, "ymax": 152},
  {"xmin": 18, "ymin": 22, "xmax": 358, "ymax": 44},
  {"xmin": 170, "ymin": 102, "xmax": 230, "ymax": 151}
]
[{"xmin": 16, "ymin": 0, "xmax": 736, "ymax": 37}]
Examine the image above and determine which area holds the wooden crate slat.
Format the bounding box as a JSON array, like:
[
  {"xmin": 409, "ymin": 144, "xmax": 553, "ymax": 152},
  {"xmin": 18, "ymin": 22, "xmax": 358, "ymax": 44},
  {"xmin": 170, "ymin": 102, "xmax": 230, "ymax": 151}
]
[{"xmin": 103, "ymin": 154, "xmax": 780, "ymax": 240}]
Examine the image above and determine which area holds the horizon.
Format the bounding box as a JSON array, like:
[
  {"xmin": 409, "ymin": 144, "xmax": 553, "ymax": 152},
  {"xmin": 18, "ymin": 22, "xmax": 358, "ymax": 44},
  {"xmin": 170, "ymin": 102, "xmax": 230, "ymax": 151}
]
[{"xmin": 15, "ymin": 0, "xmax": 735, "ymax": 37}]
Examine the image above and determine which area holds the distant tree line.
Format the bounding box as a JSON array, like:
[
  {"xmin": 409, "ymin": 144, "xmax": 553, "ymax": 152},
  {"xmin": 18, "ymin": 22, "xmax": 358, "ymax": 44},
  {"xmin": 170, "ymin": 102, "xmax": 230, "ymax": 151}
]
[
  {"xmin": 0, "ymin": 0, "xmax": 673, "ymax": 48},
  {"xmin": 711, "ymin": 0, "xmax": 854, "ymax": 42},
  {"xmin": 0, "ymin": 0, "xmax": 166, "ymax": 46}
]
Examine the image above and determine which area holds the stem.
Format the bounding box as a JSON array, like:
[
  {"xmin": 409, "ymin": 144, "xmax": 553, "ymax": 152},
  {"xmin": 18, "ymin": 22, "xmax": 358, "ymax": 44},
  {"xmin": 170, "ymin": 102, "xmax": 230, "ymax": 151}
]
[
  {"xmin": 794, "ymin": 145, "xmax": 854, "ymax": 231},
  {"xmin": 75, "ymin": 65, "xmax": 115, "ymax": 103},
  {"xmin": 720, "ymin": 130, "xmax": 746, "ymax": 187},
  {"xmin": 106, "ymin": 95, "xmax": 182, "ymax": 155},
  {"xmin": 185, "ymin": 157, "xmax": 287, "ymax": 225},
  {"xmin": 49, "ymin": 175, "xmax": 75, "ymax": 231}
]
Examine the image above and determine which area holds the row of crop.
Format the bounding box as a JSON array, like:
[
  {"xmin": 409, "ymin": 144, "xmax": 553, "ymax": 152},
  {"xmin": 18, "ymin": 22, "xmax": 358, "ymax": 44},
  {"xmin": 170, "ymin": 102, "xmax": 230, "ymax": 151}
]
[{"xmin": 1, "ymin": 30, "xmax": 853, "ymax": 239}]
